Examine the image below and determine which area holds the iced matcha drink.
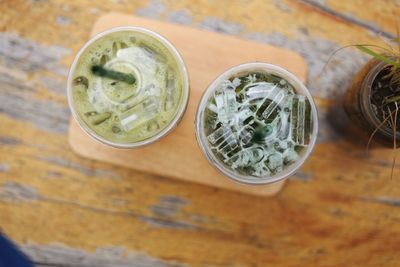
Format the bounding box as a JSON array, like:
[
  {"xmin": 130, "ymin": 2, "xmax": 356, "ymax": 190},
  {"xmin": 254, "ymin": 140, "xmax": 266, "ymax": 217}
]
[
  {"xmin": 67, "ymin": 27, "xmax": 189, "ymax": 147},
  {"xmin": 195, "ymin": 63, "xmax": 318, "ymax": 184}
]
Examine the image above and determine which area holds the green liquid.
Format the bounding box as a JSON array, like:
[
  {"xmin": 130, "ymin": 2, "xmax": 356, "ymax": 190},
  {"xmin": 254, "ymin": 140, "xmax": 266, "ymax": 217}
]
[{"xmin": 71, "ymin": 30, "xmax": 185, "ymax": 144}]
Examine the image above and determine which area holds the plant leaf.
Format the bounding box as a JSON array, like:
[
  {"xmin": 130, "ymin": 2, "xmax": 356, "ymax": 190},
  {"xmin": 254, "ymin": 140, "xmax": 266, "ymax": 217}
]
[
  {"xmin": 356, "ymin": 45, "xmax": 400, "ymax": 68},
  {"xmin": 316, "ymin": 44, "xmax": 394, "ymax": 79}
]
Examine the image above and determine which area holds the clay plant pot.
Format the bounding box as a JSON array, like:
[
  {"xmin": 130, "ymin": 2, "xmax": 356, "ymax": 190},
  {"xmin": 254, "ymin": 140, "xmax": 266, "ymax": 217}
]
[{"xmin": 344, "ymin": 58, "xmax": 400, "ymax": 146}]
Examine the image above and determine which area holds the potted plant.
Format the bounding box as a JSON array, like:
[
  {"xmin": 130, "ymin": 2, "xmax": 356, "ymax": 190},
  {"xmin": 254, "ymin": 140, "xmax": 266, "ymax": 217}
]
[
  {"xmin": 343, "ymin": 41, "xmax": 400, "ymax": 177},
  {"xmin": 344, "ymin": 44, "xmax": 400, "ymax": 145}
]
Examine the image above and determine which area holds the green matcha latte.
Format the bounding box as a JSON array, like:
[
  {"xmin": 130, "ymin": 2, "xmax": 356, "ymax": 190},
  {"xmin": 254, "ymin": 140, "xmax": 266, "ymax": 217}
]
[{"xmin": 68, "ymin": 27, "xmax": 189, "ymax": 147}]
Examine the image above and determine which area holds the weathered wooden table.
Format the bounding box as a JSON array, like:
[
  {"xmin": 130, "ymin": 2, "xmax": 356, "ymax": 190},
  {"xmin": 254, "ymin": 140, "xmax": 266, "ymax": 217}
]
[{"xmin": 1, "ymin": 1, "xmax": 399, "ymax": 266}]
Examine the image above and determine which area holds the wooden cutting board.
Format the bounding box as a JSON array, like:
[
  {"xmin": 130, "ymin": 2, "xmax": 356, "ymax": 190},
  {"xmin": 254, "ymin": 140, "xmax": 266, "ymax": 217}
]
[{"xmin": 68, "ymin": 13, "xmax": 308, "ymax": 196}]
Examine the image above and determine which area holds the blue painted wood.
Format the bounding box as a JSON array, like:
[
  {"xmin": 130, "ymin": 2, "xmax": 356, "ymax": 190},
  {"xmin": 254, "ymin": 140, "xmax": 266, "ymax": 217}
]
[{"xmin": 0, "ymin": 235, "xmax": 34, "ymax": 267}]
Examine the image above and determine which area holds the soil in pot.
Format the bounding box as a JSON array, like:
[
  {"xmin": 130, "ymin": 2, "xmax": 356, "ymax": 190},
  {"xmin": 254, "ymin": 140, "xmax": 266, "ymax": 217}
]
[
  {"xmin": 369, "ymin": 66, "xmax": 400, "ymax": 136},
  {"xmin": 345, "ymin": 59, "xmax": 400, "ymax": 147}
]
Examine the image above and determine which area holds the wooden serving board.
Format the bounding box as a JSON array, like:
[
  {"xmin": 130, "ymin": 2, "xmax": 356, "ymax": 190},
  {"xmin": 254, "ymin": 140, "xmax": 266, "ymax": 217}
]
[{"xmin": 68, "ymin": 13, "xmax": 308, "ymax": 196}]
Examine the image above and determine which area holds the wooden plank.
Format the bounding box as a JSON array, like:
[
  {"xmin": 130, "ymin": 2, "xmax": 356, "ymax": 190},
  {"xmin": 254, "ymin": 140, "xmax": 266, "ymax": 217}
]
[
  {"xmin": 68, "ymin": 14, "xmax": 308, "ymax": 196},
  {"xmin": 1, "ymin": 1, "xmax": 400, "ymax": 267},
  {"xmin": 302, "ymin": 0, "xmax": 397, "ymax": 38}
]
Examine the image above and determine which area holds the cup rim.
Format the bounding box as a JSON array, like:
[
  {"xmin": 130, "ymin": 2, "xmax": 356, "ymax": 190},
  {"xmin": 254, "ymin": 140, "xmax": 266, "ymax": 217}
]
[
  {"xmin": 67, "ymin": 26, "xmax": 190, "ymax": 148},
  {"xmin": 195, "ymin": 62, "xmax": 318, "ymax": 185}
]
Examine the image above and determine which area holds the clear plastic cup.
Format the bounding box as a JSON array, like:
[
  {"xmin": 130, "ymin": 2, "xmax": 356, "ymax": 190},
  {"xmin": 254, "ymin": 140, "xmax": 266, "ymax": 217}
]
[
  {"xmin": 195, "ymin": 62, "xmax": 318, "ymax": 185},
  {"xmin": 67, "ymin": 27, "xmax": 189, "ymax": 148}
]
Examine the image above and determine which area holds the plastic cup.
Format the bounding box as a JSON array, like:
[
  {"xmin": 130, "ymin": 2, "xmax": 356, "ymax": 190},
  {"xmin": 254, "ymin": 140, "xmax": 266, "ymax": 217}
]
[
  {"xmin": 67, "ymin": 27, "xmax": 189, "ymax": 148},
  {"xmin": 195, "ymin": 62, "xmax": 318, "ymax": 185}
]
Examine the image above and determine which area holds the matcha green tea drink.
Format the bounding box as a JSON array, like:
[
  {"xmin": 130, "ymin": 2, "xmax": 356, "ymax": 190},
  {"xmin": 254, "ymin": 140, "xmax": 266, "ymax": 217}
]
[
  {"xmin": 195, "ymin": 63, "xmax": 318, "ymax": 184},
  {"xmin": 67, "ymin": 27, "xmax": 189, "ymax": 148}
]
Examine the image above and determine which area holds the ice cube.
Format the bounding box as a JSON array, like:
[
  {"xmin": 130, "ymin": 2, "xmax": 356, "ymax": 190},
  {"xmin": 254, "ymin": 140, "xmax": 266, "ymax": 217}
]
[
  {"xmin": 207, "ymin": 103, "xmax": 218, "ymax": 113},
  {"xmin": 253, "ymin": 162, "xmax": 271, "ymax": 177},
  {"xmin": 283, "ymin": 148, "xmax": 299, "ymax": 164},
  {"xmin": 290, "ymin": 95, "xmax": 311, "ymax": 146},
  {"xmin": 87, "ymin": 112, "xmax": 111, "ymax": 125},
  {"xmin": 256, "ymin": 86, "xmax": 283, "ymax": 118},
  {"xmin": 164, "ymin": 78, "xmax": 175, "ymax": 111},
  {"xmin": 245, "ymin": 74, "xmax": 257, "ymax": 83},
  {"xmin": 266, "ymin": 153, "xmax": 283, "ymax": 173},
  {"xmin": 140, "ymin": 45, "xmax": 157, "ymax": 59},
  {"xmin": 238, "ymin": 125, "xmax": 254, "ymax": 146},
  {"xmin": 116, "ymin": 47, "xmax": 158, "ymax": 79},
  {"xmin": 244, "ymin": 82, "xmax": 276, "ymax": 101},
  {"xmin": 215, "ymin": 89, "xmax": 237, "ymax": 122},
  {"xmin": 88, "ymin": 79, "xmax": 110, "ymax": 113},
  {"xmin": 221, "ymin": 78, "xmax": 241, "ymax": 90},
  {"xmin": 297, "ymin": 96, "xmax": 306, "ymax": 145},
  {"xmin": 164, "ymin": 100, "xmax": 173, "ymax": 111},
  {"xmin": 229, "ymin": 147, "xmax": 264, "ymax": 167},
  {"xmin": 218, "ymin": 138, "xmax": 239, "ymax": 158},
  {"xmin": 207, "ymin": 125, "xmax": 239, "ymax": 158},
  {"xmin": 262, "ymin": 90, "xmax": 285, "ymax": 120},
  {"xmin": 207, "ymin": 125, "xmax": 232, "ymax": 145},
  {"xmin": 274, "ymin": 140, "xmax": 289, "ymax": 152},
  {"xmin": 244, "ymin": 147, "xmax": 264, "ymax": 164},
  {"xmin": 232, "ymin": 78, "xmax": 241, "ymax": 88},
  {"xmin": 235, "ymin": 107, "xmax": 254, "ymax": 126},
  {"xmin": 304, "ymin": 99, "xmax": 313, "ymax": 145},
  {"xmin": 147, "ymin": 121, "xmax": 160, "ymax": 131},
  {"xmin": 277, "ymin": 111, "xmax": 290, "ymax": 139},
  {"xmin": 121, "ymin": 89, "xmax": 149, "ymax": 105},
  {"xmin": 119, "ymin": 97, "xmax": 159, "ymax": 131}
]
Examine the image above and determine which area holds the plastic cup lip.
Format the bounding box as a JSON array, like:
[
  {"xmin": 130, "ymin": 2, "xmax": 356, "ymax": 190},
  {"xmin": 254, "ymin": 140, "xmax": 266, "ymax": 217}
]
[
  {"xmin": 195, "ymin": 62, "xmax": 319, "ymax": 185},
  {"xmin": 67, "ymin": 26, "xmax": 190, "ymax": 149}
]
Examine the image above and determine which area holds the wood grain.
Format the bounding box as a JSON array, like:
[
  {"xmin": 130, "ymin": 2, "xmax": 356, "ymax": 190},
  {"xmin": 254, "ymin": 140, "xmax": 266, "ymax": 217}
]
[
  {"xmin": 69, "ymin": 14, "xmax": 308, "ymax": 196},
  {"xmin": 1, "ymin": 1, "xmax": 400, "ymax": 267}
]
